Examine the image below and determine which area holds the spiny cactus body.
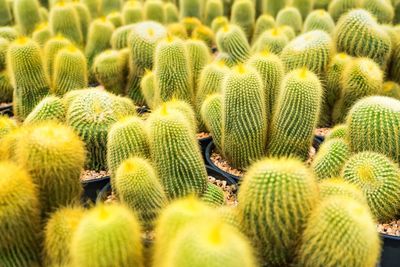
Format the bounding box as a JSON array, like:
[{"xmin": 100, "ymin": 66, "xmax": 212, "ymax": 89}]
[
  {"xmin": 122, "ymin": 1, "xmax": 143, "ymax": 24},
  {"xmin": 201, "ymin": 183, "xmax": 225, "ymax": 207},
  {"xmin": 24, "ymin": 96, "xmax": 66, "ymax": 125},
  {"xmin": 230, "ymin": 0, "xmax": 255, "ymax": 40},
  {"xmin": 252, "ymin": 14, "xmax": 275, "ymax": 44},
  {"xmin": 303, "ymin": 9, "xmax": 335, "ymax": 33},
  {"xmin": 93, "ymin": 50, "xmax": 125, "ymax": 95},
  {"xmin": 252, "ymin": 28, "xmax": 288, "ymax": 55},
  {"xmin": 204, "ymin": 0, "xmax": 223, "ymax": 26},
  {"xmin": 318, "ymin": 177, "xmax": 367, "ymax": 204},
  {"xmin": 49, "ymin": 3, "xmax": 83, "ymax": 45},
  {"xmin": 276, "ymin": 7, "xmax": 303, "ymax": 34},
  {"xmin": 216, "ymin": 24, "xmax": 250, "ymax": 65},
  {"xmin": 44, "ymin": 36, "xmax": 72, "ymax": 81},
  {"xmin": 13, "ymin": 0, "xmax": 41, "ymax": 35}
]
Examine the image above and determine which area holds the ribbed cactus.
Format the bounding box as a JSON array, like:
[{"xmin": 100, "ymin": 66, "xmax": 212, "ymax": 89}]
[
  {"xmin": 148, "ymin": 105, "xmax": 208, "ymax": 199},
  {"xmin": 186, "ymin": 38, "xmax": 211, "ymax": 93},
  {"xmin": 49, "ymin": 3, "xmax": 83, "ymax": 45},
  {"xmin": 280, "ymin": 25, "xmax": 296, "ymax": 40},
  {"xmin": 311, "ymin": 138, "xmax": 351, "ymax": 180},
  {"xmin": 230, "ymin": 0, "xmax": 255, "ymax": 40},
  {"xmin": 72, "ymin": 1, "xmax": 91, "ymax": 43},
  {"xmin": 0, "ymin": 0, "xmax": 11, "ymax": 26},
  {"xmin": 334, "ymin": 9, "xmax": 392, "ymax": 67},
  {"xmin": 66, "ymin": 90, "xmax": 117, "ymax": 170},
  {"xmin": 106, "ymin": 12, "xmax": 123, "ymax": 28},
  {"xmin": 179, "ymin": 0, "xmax": 202, "ymax": 18},
  {"xmin": 325, "ymin": 123, "xmax": 347, "ymax": 141},
  {"xmin": 164, "ymin": 99, "xmax": 197, "ymax": 132},
  {"xmin": 204, "ymin": 0, "xmax": 223, "ymax": 26},
  {"xmin": 24, "ymin": 96, "xmax": 66, "ymax": 125},
  {"xmin": 0, "ymin": 161, "xmax": 41, "ymax": 267},
  {"xmin": 93, "ymin": 50, "xmax": 125, "ymax": 95},
  {"xmin": 252, "ymin": 28, "xmax": 289, "ymax": 55},
  {"xmin": 53, "ymin": 45, "xmax": 88, "ymax": 96},
  {"xmin": 252, "ymin": 14, "xmax": 275, "ymax": 44},
  {"xmin": 201, "ymin": 183, "xmax": 225, "ymax": 206},
  {"xmin": 32, "ymin": 23, "xmax": 52, "ymax": 47},
  {"xmin": 44, "ymin": 35, "xmax": 72, "ymax": 81},
  {"xmin": 238, "ymin": 157, "xmax": 319, "ymax": 266},
  {"xmin": 111, "ymin": 25, "xmax": 135, "ymax": 50},
  {"xmin": 122, "ymin": 0, "xmax": 143, "ymax": 24},
  {"xmin": 347, "ymin": 96, "xmax": 400, "ymax": 164},
  {"xmin": 247, "ymin": 51, "xmax": 284, "ymax": 119},
  {"xmin": 81, "ymin": 0, "xmax": 100, "ymax": 18},
  {"xmin": 328, "ymin": 0, "xmax": 362, "ymax": 22},
  {"xmin": 0, "ymin": 71, "xmax": 12, "ymax": 103},
  {"xmin": 182, "ymin": 17, "xmax": 202, "ymax": 36},
  {"xmin": 216, "ymin": 24, "xmax": 250, "ymax": 64},
  {"xmin": 44, "ymin": 207, "xmax": 85, "ymax": 267},
  {"xmin": 211, "ymin": 16, "xmax": 229, "ymax": 33},
  {"xmin": 101, "ymin": 0, "xmax": 122, "ymax": 15},
  {"xmin": 280, "ymin": 30, "xmax": 334, "ymax": 76},
  {"xmin": 112, "ymin": 95, "xmax": 137, "ymax": 118},
  {"xmin": 390, "ymin": 41, "xmax": 400, "ymax": 84},
  {"xmin": 7, "ymin": 37, "xmax": 50, "ymax": 120},
  {"xmin": 276, "ymin": 7, "xmax": 303, "ymax": 34},
  {"xmin": 115, "ymin": 157, "xmax": 167, "ymax": 230},
  {"xmin": 167, "ymin": 23, "xmax": 188, "ymax": 39},
  {"xmin": 318, "ymin": 177, "xmax": 367, "ymax": 203},
  {"xmin": 217, "ymin": 206, "xmax": 241, "ymax": 230},
  {"xmin": 382, "ymin": 81, "xmax": 400, "ymax": 100},
  {"xmin": 0, "ymin": 37, "xmax": 8, "ymax": 71},
  {"xmin": 298, "ymin": 197, "xmax": 380, "ymax": 267},
  {"xmin": 201, "ymin": 94, "xmax": 223, "ymax": 149},
  {"xmin": 143, "ymin": 0, "xmax": 164, "ymax": 23},
  {"xmin": 164, "ymin": 2, "xmax": 179, "ymax": 24},
  {"xmin": 303, "ymin": 9, "xmax": 335, "ymax": 33},
  {"xmin": 153, "ymin": 36, "xmax": 193, "ymax": 105},
  {"xmin": 293, "ymin": 0, "xmax": 314, "ymax": 19},
  {"xmin": 363, "ymin": 0, "xmax": 394, "ymax": 23},
  {"xmin": 0, "ymin": 116, "xmax": 17, "ymax": 140},
  {"xmin": 267, "ymin": 68, "xmax": 322, "ymax": 160},
  {"xmin": 0, "ymin": 26, "xmax": 18, "ymax": 41},
  {"xmin": 15, "ymin": 122, "xmax": 85, "ymax": 218},
  {"xmin": 71, "ymin": 204, "xmax": 144, "ymax": 267},
  {"xmin": 192, "ymin": 26, "xmax": 215, "ymax": 48},
  {"xmin": 262, "ymin": 0, "xmax": 289, "ymax": 17},
  {"xmin": 333, "ymin": 57, "xmax": 383, "ymax": 123},
  {"xmin": 140, "ymin": 69, "xmax": 156, "ymax": 108},
  {"xmin": 13, "ymin": 0, "xmax": 41, "ymax": 35}
]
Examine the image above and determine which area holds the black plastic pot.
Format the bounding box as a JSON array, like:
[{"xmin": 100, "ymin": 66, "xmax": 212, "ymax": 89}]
[
  {"xmin": 136, "ymin": 105, "xmax": 151, "ymax": 115},
  {"xmin": 81, "ymin": 176, "xmax": 110, "ymax": 205},
  {"xmin": 313, "ymin": 135, "xmax": 325, "ymax": 151},
  {"xmin": 0, "ymin": 103, "xmax": 13, "ymax": 117},
  {"xmin": 198, "ymin": 136, "xmax": 212, "ymax": 158},
  {"xmin": 380, "ymin": 234, "xmax": 400, "ymax": 267}
]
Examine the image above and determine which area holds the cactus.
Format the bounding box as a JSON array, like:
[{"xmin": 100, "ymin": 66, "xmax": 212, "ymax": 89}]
[
  {"xmin": 148, "ymin": 105, "xmax": 208, "ymax": 199},
  {"xmin": 179, "ymin": 0, "xmax": 202, "ymax": 18},
  {"xmin": 216, "ymin": 24, "xmax": 250, "ymax": 64},
  {"xmin": 303, "ymin": 9, "xmax": 335, "ymax": 33},
  {"xmin": 49, "ymin": 3, "xmax": 83, "ymax": 46},
  {"xmin": 13, "ymin": 0, "xmax": 41, "ymax": 35},
  {"xmin": 122, "ymin": 0, "xmax": 143, "ymax": 25},
  {"xmin": 72, "ymin": 2, "xmax": 91, "ymax": 43},
  {"xmin": 211, "ymin": 16, "xmax": 229, "ymax": 33},
  {"xmin": 204, "ymin": 0, "xmax": 223, "ymax": 26},
  {"xmin": 182, "ymin": 17, "xmax": 202, "ymax": 36},
  {"xmin": 53, "ymin": 45, "xmax": 88, "ymax": 96},
  {"xmin": 267, "ymin": 68, "xmax": 322, "ymax": 160},
  {"xmin": 252, "ymin": 14, "xmax": 275, "ymax": 44},
  {"xmin": 111, "ymin": 24, "xmax": 135, "ymax": 50},
  {"xmin": 333, "ymin": 57, "xmax": 383, "ymax": 123},
  {"xmin": 164, "ymin": 2, "xmax": 179, "ymax": 24},
  {"xmin": 281, "ymin": 30, "xmax": 334, "ymax": 76},
  {"xmin": 334, "ymin": 9, "xmax": 392, "ymax": 67},
  {"xmin": 44, "ymin": 207, "xmax": 85, "ymax": 267},
  {"xmin": 201, "ymin": 183, "xmax": 225, "ymax": 206},
  {"xmin": 0, "ymin": 116, "xmax": 17, "ymax": 140},
  {"xmin": 167, "ymin": 23, "xmax": 188, "ymax": 39},
  {"xmin": 143, "ymin": 0, "xmax": 165, "ymax": 23},
  {"xmin": 40, "ymin": 7, "xmax": 48, "ymax": 21},
  {"xmin": 93, "ymin": 50, "xmax": 125, "ymax": 95},
  {"xmin": 164, "ymin": 99, "xmax": 197, "ymax": 132},
  {"xmin": 390, "ymin": 41, "xmax": 400, "ymax": 84},
  {"xmin": 163, "ymin": 219, "xmax": 257, "ymax": 267},
  {"xmin": 362, "ymin": 0, "xmax": 394, "ymax": 23},
  {"xmin": 71, "ymin": 204, "xmax": 144, "ymax": 267},
  {"xmin": 140, "ymin": 69, "xmax": 156, "ymax": 109},
  {"xmin": 7, "ymin": 37, "xmax": 50, "ymax": 120},
  {"xmin": 201, "ymin": 94, "xmax": 223, "ymax": 149},
  {"xmin": 298, "ymin": 197, "xmax": 380, "ymax": 267},
  {"xmin": 192, "ymin": 26, "xmax": 215, "ymax": 48},
  {"xmin": 80, "ymin": 0, "xmax": 101, "ymax": 17},
  {"xmin": 0, "ymin": 161, "xmax": 41, "ymax": 267},
  {"xmin": 318, "ymin": 177, "xmax": 367, "ymax": 203},
  {"xmin": 0, "ymin": 0, "xmax": 11, "ymax": 26},
  {"xmin": 276, "ymin": 7, "xmax": 303, "ymax": 34},
  {"xmin": 262, "ymin": 0, "xmax": 289, "ymax": 17},
  {"xmin": 32, "ymin": 23, "xmax": 52, "ymax": 47},
  {"xmin": 24, "ymin": 96, "xmax": 66, "ymax": 125},
  {"xmin": 247, "ymin": 51, "xmax": 284, "ymax": 120},
  {"xmin": 328, "ymin": 0, "xmax": 362, "ymax": 22},
  {"xmin": 115, "ymin": 157, "xmax": 167, "ymax": 230},
  {"xmin": 382, "ymin": 81, "xmax": 400, "ymax": 100},
  {"xmin": 293, "ymin": 0, "xmax": 314, "ymax": 19},
  {"xmin": 325, "ymin": 123, "xmax": 347, "ymax": 141},
  {"xmin": 66, "ymin": 90, "xmax": 117, "ymax": 170},
  {"xmin": 0, "ymin": 71, "xmax": 12, "ymax": 103},
  {"xmin": 112, "ymin": 95, "xmax": 136, "ymax": 118},
  {"xmin": 44, "ymin": 35, "xmax": 72, "ymax": 81},
  {"xmin": 311, "ymin": 138, "xmax": 351, "ymax": 180},
  {"xmin": 106, "ymin": 12, "xmax": 123, "ymax": 28},
  {"xmin": 0, "ymin": 26, "xmax": 18, "ymax": 41},
  {"xmin": 314, "ymin": 0, "xmax": 330, "ymax": 9},
  {"xmin": 217, "ymin": 206, "xmax": 241, "ymax": 230},
  {"xmin": 279, "ymin": 25, "xmax": 296, "ymax": 40},
  {"xmin": 101, "ymin": 0, "xmax": 122, "ymax": 15},
  {"xmin": 230, "ymin": 0, "xmax": 255, "ymax": 40},
  {"xmin": 0, "ymin": 37, "xmax": 9, "ymax": 70},
  {"xmin": 153, "ymin": 36, "xmax": 193, "ymax": 105},
  {"xmin": 238, "ymin": 157, "xmax": 320, "ymax": 266},
  {"xmin": 252, "ymin": 28, "xmax": 288, "ymax": 55},
  {"xmin": 186, "ymin": 38, "xmax": 211, "ymax": 93}
]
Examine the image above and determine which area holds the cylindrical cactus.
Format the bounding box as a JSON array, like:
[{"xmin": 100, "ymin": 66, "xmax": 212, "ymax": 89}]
[
  {"xmin": 106, "ymin": 12, "xmax": 123, "ymax": 28},
  {"xmin": 252, "ymin": 14, "xmax": 275, "ymax": 44},
  {"xmin": 293, "ymin": 0, "xmax": 314, "ymax": 19},
  {"xmin": 303, "ymin": 9, "xmax": 335, "ymax": 33},
  {"xmin": 93, "ymin": 50, "xmax": 125, "ymax": 95},
  {"xmin": 122, "ymin": 0, "xmax": 143, "ymax": 24},
  {"xmin": 44, "ymin": 35, "xmax": 72, "ymax": 81},
  {"xmin": 164, "ymin": 2, "xmax": 179, "ymax": 24},
  {"xmin": 328, "ymin": 0, "xmax": 362, "ymax": 22},
  {"xmin": 49, "ymin": 3, "xmax": 83, "ymax": 45},
  {"xmin": 252, "ymin": 28, "xmax": 289, "ymax": 55},
  {"xmin": 186, "ymin": 38, "xmax": 211, "ymax": 94},
  {"xmin": 238, "ymin": 157, "xmax": 319, "ymax": 266},
  {"xmin": 325, "ymin": 123, "xmax": 347, "ymax": 141},
  {"xmin": 204, "ymin": 0, "xmax": 223, "ymax": 26},
  {"xmin": 71, "ymin": 1, "xmax": 91, "ymax": 43},
  {"xmin": 13, "ymin": 0, "xmax": 41, "ymax": 35},
  {"xmin": 318, "ymin": 177, "xmax": 367, "ymax": 204},
  {"xmin": 201, "ymin": 183, "xmax": 225, "ymax": 207},
  {"xmin": 140, "ymin": 69, "xmax": 156, "ymax": 109},
  {"xmin": 0, "ymin": 71, "xmax": 13, "ymax": 103},
  {"xmin": 262, "ymin": 0, "xmax": 289, "ymax": 17},
  {"xmin": 211, "ymin": 16, "xmax": 229, "ymax": 33},
  {"xmin": 111, "ymin": 24, "xmax": 135, "ymax": 50},
  {"xmin": 101, "ymin": 0, "xmax": 122, "ymax": 15},
  {"xmin": 230, "ymin": 0, "xmax": 255, "ymax": 40},
  {"xmin": 179, "ymin": 0, "xmax": 202, "ymax": 18},
  {"xmin": 23, "ymin": 96, "xmax": 66, "ymax": 125},
  {"xmin": 81, "ymin": 0, "xmax": 101, "ymax": 18},
  {"xmin": 216, "ymin": 24, "xmax": 250, "ymax": 65},
  {"xmin": 267, "ymin": 68, "xmax": 322, "ymax": 160},
  {"xmin": 32, "ymin": 23, "xmax": 52, "ymax": 47},
  {"xmin": 276, "ymin": 7, "xmax": 303, "ymax": 34},
  {"xmin": 390, "ymin": 41, "xmax": 400, "ymax": 84},
  {"xmin": 192, "ymin": 25, "xmax": 215, "ymax": 48},
  {"xmin": 362, "ymin": 0, "xmax": 394, "ymax": 23},
  {"xmin": 0, "ymin": 38, "xmax": 9, "ymax": 69},
  {"xmin": 201, "ymin": 94, "xmax": 223, "ymax": 150}
]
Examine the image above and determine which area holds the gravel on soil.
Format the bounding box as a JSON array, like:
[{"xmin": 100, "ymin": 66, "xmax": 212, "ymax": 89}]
[
  {"xmin": 378, "ymin": 220, "xmax": 400, "ymax": 236},
  {"xmin": 0, "ymin": 102, "xmax": 11, "ymax": 107},
  {"xmin": 197, "ymin": 132, "xmax": 210, "ymax": 139},
  {"xmin": 80, "ymin": 170, "xmax": 110, "ymax": 181},
  {"xmin": 315, "ymin": 128, "xmax": 330, "ymax": 137}
]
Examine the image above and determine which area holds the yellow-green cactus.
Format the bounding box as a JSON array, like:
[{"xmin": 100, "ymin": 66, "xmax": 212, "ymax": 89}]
[
  {"xmin": 93, "ymin": 50, "xmax": 125, "ymax": 95},
  {"xmin": 49, "ymin": 3, "xmax": 83, "ymax": 45},
  {"xmin": 13, "ymin": 0, "xmax": 41, "ymax": 35}
]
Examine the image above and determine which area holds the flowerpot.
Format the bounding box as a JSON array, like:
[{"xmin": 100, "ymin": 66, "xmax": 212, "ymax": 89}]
[
  {"xmin": 198, "ymin": 136, "xmax": 212, "ymax": 159},
  {"xmin": 0, "ymin": 103, "xmax": 13, "ymax": 117},
  {"xmin": 81, "ymin": 176, "xmax": 110, "ymax": 205},
  {"xmin": 312, "ymin": 135, "xmax": 325, "ymax": 151},
  {"xmin": 136, "ymin": 105, "xmax": 151, "ymax": 115},
  {"xmin": 380, "ymin": 234, "xmax": 400, "ymax": 267},
  {"xmin": 96, "ymin": 181, "xmax": 112, "ymax": 203}
]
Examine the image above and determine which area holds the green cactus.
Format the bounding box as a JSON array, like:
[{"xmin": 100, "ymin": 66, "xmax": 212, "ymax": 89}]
[
  {"xmin": 15, "ymin": 122, "xmax": 85, "ymax": 218},
  {"xmin": 49, "ymin": 3, "xmax": 83, "ymax": 46},
  {"xmin": 32, "ymin": 23, "xmax": 52, "ymax": 47},
  {"xmin": 148, "ymin": 105, "xmax": 208, "ymax": 199},
  {"xmin": 167, "ymin": 23, "xmax": 188, "ymax": 39},
  {"xmin": 268, "ymin": 68, "xmax": 322, "ymax": 160},
  {"xmin": 0, "ymin": 71, "xmax": 12, "ymax": 103},
  {"xmin": 24, "ymin": 96, "xmax": 66, "ymax": 125},
  {"xmin": 13, "ymin": 0, "xmax": 41, "ymax": 35},
  {"xmin": 122, "ymin": 1, "xmax": 143, "ymax": 25},
  {"xmin": 293, "ymin": 0, "xmax": 314, "ymax": 19},
  {"xmin": 276, "ymin": 7, "xmax": 303, "ymax": 34},
  {"xmin": 325, "ymin": 123, "xmax": 347, "ymax": 141},
  {"xmin": 186, "ymin": 38, "xmax": 211, "ymax": 94},
  {"xmin": 334, "ymin": 9, "xmax": 392, "ymax": 67},
  {"xmin": 201, "ymin": 94, "xmax": 223, "ymax": 149},
  {"xmin": 314, "ymin": 0, "xmax": 330, "ymax": 9},
  {"xmin": 262, "ymin": 0, "xmax": 289, "ymax": 17},
  {"xmin": 217, "ymin": 206, "xmax": 241, "ymax": 230},
  {"xmin": 7, "ymin": 37, "xmax": 50, "ymax": 120},
  {"xmin": 382, "ymin": 81, "xmax": 400, "ymax": 100},
  {"xmin": 153, "ymin": 36, "xmax": 193, "ymax": 105},
  {"xmin": 71, "ymin": 204, "xmax": 144, "ymax": 267},
  {"xmin": 52, "ymin": 45, "xmax": 88, "ymax": 96},
  {"xmin": 182, "ymin": 17, "xmax": 202, "ymax": 36},
  {"xmin": 44, "ymin": 207, "xmax": 85, "ymax": 267},
  {"xmin": 164, "ymin": 2, "xmax": 179, "ymax": 24},
  {"xmin": 66, "ymin": 90, "xmax": 118, "ymax": 170},
  {"xmin": 44, "ymin": 35, "xmax": 72, "ymax": 81},
  {"xmin": 333, "ymin": 57, "xmax": 383, "ymax": 123},
  {"xmin": 252, "ymin": 14, "xmax": 275, "ymax": 44},
  {"xmin": 72, "ymin": 2, "xmax": 91, "ymax": 43},
  {"xmin": 216, "ymin": 24, "xmax": 250, "ymax": 64},
  {"xmin": 164, "ymin": 98, "xmax": 198, "ymax": 132},
  {"xmin": 192, "ymin": 25, "xmax": 215, "ymax": 48},
  {"xmin": 80, "ymin": 0, "xmax": 100, "ymax": 17},
  {"xmin": 211, "ymin": 16, "xmax": 229, "ymax": 33},
  {"xmin": 106, "ymin": 12, "xmax": 123, "ymax": 28},
  {"xmin": 112, "ymin": 95, "xmax": 136, "ymax": 118},
  {"xmin": 279, "ymin": 25, "xmax": 296, "ymax": 40},
  {"xmin": 298, "ymin": 197, "xmax": 381, "ymax": 267},
  {"xmin": 111, "ymin": 24, "xmax": 135, "ymax": 50},
  {"xmin": 163, "ymin": 219, "xmax": 257, "ymax": 267},
  {"xmin": 395, "ymin": 1, "xmax": 400, "ymax": 24},
  {"xmin": 201, "ymin": 183, "xmax": 225, "ymax": 206},
  {"xmin": 328, "ymin": 0, "xmax": 362, "ymax": 22},
  {"xmin": 0, "ymin": 0, "xmax": 11, "ymax": 26},
  {"xmin": 303, "ymin": 9, "xmax": 335, "ymax": 33},
  {"xmin": 347, "ymin": 96, "xmax": 400, "ymax": 164},
  {"xmin": 252, "ymin": 28, "xmax": 289, "ymax": 55},
  {"xmin": 140, "ymin": 69, "xmax": 156, "ymax": 109},
  {"xmin": 0, "ymin": 161, "xmax": 42, "ymax": 267},
  {"xmin": 179, "ymin": 0, "xmax": 202, "ymax": 18},
  {"xmin": 238, "ymin": 157, "xmax": 320, "ymax": 266},
  {"xmin": 0, "ymin": 26, "xmax": 18, "ymax": 41},
  {"xmin": 115, "ymin": 157, "xmax": 167, "ymax": 230},
  {"xmin": 204, "ymin": 0, "xmax": 223, "ymax": 26},
  {"xmin": 230, "ymin": 0, "xmax": 255, "ymax": 40},
  {"xmin": 390, "ymin": 41, "xmax": 400, "ymax": 84},
  {"xmin": 125, "ymin": 63, "xmax": 146, "ymax": 106},
  {"xmin": 362, "ymin": 0, "xmax": 394, "ymax": 23},
  {"xmin": 247, "ymin": 51, "xmax": 284, "ymax": 120},
  {"xmin": 311, "ymin": 138, "xmax": 351, "ymax": 180},
  {"xmin": 144, "ymin": 0, "xmax": 165, "ymax": 23},
  {"xmin": 101, "ymin": 0, "xmax": 122, "ymax": 15},
  {"xmin": 318, "ymin": 177, "xmax": 367, "ymax": 203},
  {"xmin": 0, "ymin": 116, "xmax": 17, "ymax": 140},
  {"xmin": 0, "ymin": 37, "xmax": 8, "ymax": 69},
  {"xmin": 280, "ymin": 30, "xmax": 334, "ymax": 76},
  {"xmin": 93, "ymin": 50, "xmax": 125, "ymax": 95}
]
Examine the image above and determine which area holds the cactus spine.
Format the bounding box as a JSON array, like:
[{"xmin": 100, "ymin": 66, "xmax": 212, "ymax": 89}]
[
  {"xmin": 318, "ymin": 177, "xmax": 367, "ymax": 203},
  {"xmin": 13, "ymin": 0, "xmax": 41, "ymax": 35},
  {"xmin": 303, "ymin": 9, "xmax": 335, "ymax": 33},
  {"xmin": 93, "ymin": 50, "xmax": 125, "ymax": 95},
  {"xmin": 216, "ymin": 24, "xmax": 250, "ymax": 65},
  {"xmin": 186, "ymin": 38, "xmax": 211, "ymax": 94},
  {"xmin": 252, "ymin": 14, "xmax": 275, "ymax": 44},
  {"xmin": 24, "ymin": 96, "xmax": 66, "ymax": 125},
  {"xmin": 49, "ymin": 3, "xmax": 83, "ymax": 46},
  {"xmin": 44, "ymin": 36, "xmax": 72, "ymax": 81},
  {"xmin": 230, "ymin": 0, "xmax": 255, "ymax": 40},
  {"xmin": 276, "ymin": 7, "xmax": 303, "ymax": 34}
]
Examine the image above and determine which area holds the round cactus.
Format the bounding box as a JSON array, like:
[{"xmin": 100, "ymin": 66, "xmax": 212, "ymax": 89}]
[
  {"xmin": 342, "ymin": 151, "xmax": 400, "ymax": 222},
  {"xmin": 230, "ymin": 0, "xmax": 255, "ymax": 40},
  {"xmin": 24, "ymin": 96, "xmax": 66, "ymax": 125},
  {"xmin": 44, "ymin": 35, "xmax": 72, "ymax": 81},
  {"xmin": 167, "ymin": 23, "xmax": 188, "ymax": 39},
  {"xmin": 390, "ymin": 41, "xmax": 400, "ymax": 84},
  {"xmin": 318, "ymin": 177, "xmax": 367, "ymax": 204},
  {"xmin": 362, "ymin": 0, "xmax": 394, "ymax": 23},
  {"xmin": 49, "ymin": 3, "xmax": 83, "ymax": 45},
  {"xmin": 303, "ymin": 9, "xmax": 335, "ymax": 33},
  {"xmin": 238, "ymin": 157, "xmax": 320, "ymax": 266},
  {"xmin": 328, "ymin": 0, "xmax": 362, "ymax": 22},
  {"xmin": 122, "ymin": 0, "xmax": 143, "ymax": 24},
  {"xmin": 182, "ymin": 17, "xmax": 202, "ymax": 36},
  {"xmin": 298, "ymin": 197, "xmax": 381, "ymax": 267},
  {"xmin": 13, "ymin": 0, "xmax": 41, "ymax": 35},
  {"xmin": 216, "ymin": 24, "xmax": 250, "ymax": 64},
  {"xmin": 201, "ymin": 183, "xmax": 225, "ymax": 207},
  {"xmin": 71, "ymin": 204, "xmax": 143, "ymax": 267},
  {"xmin": 276, "ymin": 7, "xmax": 303, "ymax": 34},
  {"xmin": 382, "ymin": 81, "xmax": 400, "ymax": 100},
  {"xmin": 164, "ymin": 99, "xmax": 197, "ymax": 133},
  {"xmin": 144, "ymin": 0, "xmax": 165, "ymax": 23},
  {"xmin": 81, "ymin": 0, "xmax": 100, "ymax": 17},
  {"xmin": 0, "ymin": 161, "xmax": 42, "ymax": 267},
  {"xmin": 279, "ymin": 25, "xmax": 296, "ymax": 40},
  {"xmin": 252, "ymin": 28, "xmax": 289, "ymax": 55},
  {"xmin": 93, "ymin": 50, "xmax": 125, "ymax": 95},
  {"xmin": 252, "ymin": 14, "xmax": 275, "ymax": 44},
  {"xmin": 325, "ymin": 123, "xmax": 347, "ymax": 141},
  {"xmin": 201, "ymin": 94, "xmax": 223, "ymax": 150},
  {"xmin": 111, "ymin": 24, "xmax": 135, "ymax": 50}
]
